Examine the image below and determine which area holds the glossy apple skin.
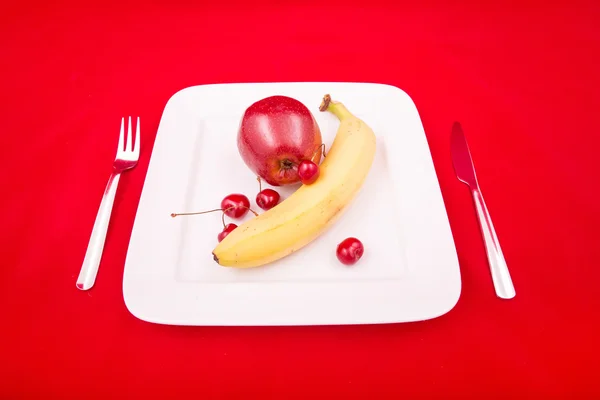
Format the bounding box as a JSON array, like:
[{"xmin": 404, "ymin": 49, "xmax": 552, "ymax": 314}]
[{"xmin": 237, "ymin": 95, "xmax": 322, "ymax": 186}]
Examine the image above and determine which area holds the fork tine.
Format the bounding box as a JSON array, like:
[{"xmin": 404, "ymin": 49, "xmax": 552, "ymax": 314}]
[
  {"xmin": 127, "ymin": 116, "xmax": 133, "ymax": 152},
  {"xmin": 117, "ymin": 117, "xmax": 124, "ymax": 153},
  {"xmin": 134, "ymin": 117, "xmax": 140, "ymax": 158}
]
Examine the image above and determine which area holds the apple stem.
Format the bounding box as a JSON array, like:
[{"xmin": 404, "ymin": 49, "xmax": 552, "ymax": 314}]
[{"xmin": 319, "ymin": 94, "xmax": 352, "ymax": 120}]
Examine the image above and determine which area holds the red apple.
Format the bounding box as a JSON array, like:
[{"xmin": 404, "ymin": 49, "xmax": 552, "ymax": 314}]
[{"xmin": 237, "ymin": 95, "xmax": 322, "ymax": 186}]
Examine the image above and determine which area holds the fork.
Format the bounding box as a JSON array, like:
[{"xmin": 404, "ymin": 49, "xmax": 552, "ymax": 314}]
[{"xmin": 76, "ymin": 117, "xmax": 140, "ymax": 290}]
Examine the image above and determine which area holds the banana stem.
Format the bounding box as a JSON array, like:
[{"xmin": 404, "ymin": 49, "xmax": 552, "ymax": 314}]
[{"xmin": 319, "ymin": 94, "xmax": 352, "ymax": 120}]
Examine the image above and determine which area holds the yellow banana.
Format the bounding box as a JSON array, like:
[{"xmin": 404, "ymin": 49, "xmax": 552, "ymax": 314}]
[{"xmin": 212, "ymin": 94, "xmax": 377, "ymax": 268}]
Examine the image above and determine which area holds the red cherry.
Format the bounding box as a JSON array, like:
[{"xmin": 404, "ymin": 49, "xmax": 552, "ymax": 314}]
[
  {"xmin": 218, "ymin": 223, "xmax": 238, "ymax": 242},
  {"xmin": 256, "ymin": 189, "xmax": 280, "ymax": 210},
  {"xmin": 298, "ymin": 160, "xmax": 319, "ymax": 185},
  {"xmin": 336, "ymin": 237, "xmax": 364, "ymax": 265},
  {"xmin": 221, "ymin": 194, "xmax": 250, "ymax": 218}
]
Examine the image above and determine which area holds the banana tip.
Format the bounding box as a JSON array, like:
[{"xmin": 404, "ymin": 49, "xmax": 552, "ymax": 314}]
[{"xmin": 212, "ymin": 253, "xmax": 220, "ymax": 264}]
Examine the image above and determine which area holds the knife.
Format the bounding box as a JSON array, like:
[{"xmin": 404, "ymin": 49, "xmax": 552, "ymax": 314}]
[{"xmin": 451, "ymin": 122, "xmax": 516, "ymax": 299}]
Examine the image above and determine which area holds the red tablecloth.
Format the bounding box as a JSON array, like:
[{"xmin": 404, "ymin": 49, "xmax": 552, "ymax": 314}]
[{"xmin": 2, "ymin": 1, "xmax": 599, "ymax": 397}]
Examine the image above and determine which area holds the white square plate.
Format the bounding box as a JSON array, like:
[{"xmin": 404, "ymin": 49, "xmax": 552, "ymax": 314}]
[{"xmin": 123, "ymin": 82, "xmax": 461, "ymax": 326}]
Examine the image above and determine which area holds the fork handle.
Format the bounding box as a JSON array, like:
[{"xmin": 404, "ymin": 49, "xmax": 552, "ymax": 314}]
[
  {"xmin": 472, "ymin": 188, "xmax": 516, "ymax": 299},
  {"xmin": 76, "ymin": 172, "xmax": 121, "ymax": 290}
]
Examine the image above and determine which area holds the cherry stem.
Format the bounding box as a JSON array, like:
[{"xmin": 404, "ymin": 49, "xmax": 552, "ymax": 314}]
[
  {"xmin": 257, "ymin": 176, "xmax": 262, "ymax": 192},
  {"xmin": 221, "ymin": 209, "xmax": 227, "ymax": 228},
  {"xmin": 312, "ymin": 143, "xmax": 327, "ymax": 160},
  {"xmin": 170, "ymin": 205, "xmax": 258, "ymax": 225},
  {"xmin": 245, "ymin": 206, "xmax": 259, "ymax": 217},
  {"xmin": 170, "ymin": 208, "xmax": 224, "ymax": 218}
]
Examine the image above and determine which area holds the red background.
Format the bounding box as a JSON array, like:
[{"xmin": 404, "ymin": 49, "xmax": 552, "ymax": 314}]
[{"xmin": 2, "ymin": 0, "xmax": 599, "ymax": 398}]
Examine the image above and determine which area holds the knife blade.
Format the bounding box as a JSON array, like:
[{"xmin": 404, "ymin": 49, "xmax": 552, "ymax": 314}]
[
  {"xmin": 450, "ymin": 122, "xmax": 516, "ymax": 299},
  {"xmin": 451, "ymin": 122, "xmax": 478, "ymax": 188}
]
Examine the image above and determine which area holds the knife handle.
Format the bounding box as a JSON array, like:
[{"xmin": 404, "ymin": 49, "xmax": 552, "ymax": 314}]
[{"xmin": 472, "ymin": 188, "xmax": 516, "ymax": 299}]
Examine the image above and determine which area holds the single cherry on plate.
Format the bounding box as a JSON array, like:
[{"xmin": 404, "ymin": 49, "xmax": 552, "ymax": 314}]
[
  {"xmin": 255, "ymin": 177, "xmax": 280, "ymax": 210},
  {"xmin": 298, "ymin": 160, "xmax": 319, "ymax": 185},
  {"xmin": 221, "ymin": 194, "xmax": 251, "ymax": 218},
  {"xmin": 336, "ymin": 237, "xmax": 364, "ymax": 265},
  {"xmin": 218, "ymin": 223, "xmax": 238, "ymax": 242}
]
